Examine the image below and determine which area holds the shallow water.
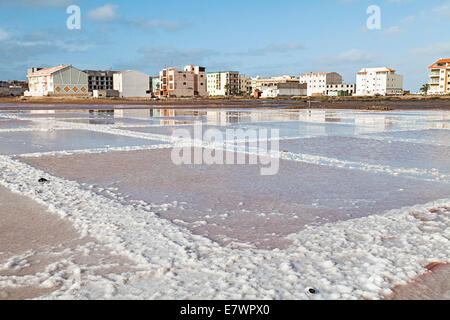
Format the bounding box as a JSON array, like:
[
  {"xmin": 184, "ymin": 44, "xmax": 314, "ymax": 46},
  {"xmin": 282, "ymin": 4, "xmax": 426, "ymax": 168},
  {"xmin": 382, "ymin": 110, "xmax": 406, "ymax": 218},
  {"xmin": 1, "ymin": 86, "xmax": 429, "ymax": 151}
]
[
  {"xmin": 0, "ymin": 130, "xmax": 164, "ymax": 155},
  {"xmin": 1, "ymin": 107, "xmax": 449, "ymax": 299},
  {"xmin": 21, "ymin": 148, "xmax": 450, "ymax": 249}
]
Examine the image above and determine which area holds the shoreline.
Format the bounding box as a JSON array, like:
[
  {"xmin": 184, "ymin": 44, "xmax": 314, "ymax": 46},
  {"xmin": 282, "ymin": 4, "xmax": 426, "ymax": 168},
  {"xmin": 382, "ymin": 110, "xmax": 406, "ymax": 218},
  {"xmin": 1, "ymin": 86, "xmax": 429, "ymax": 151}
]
[{"xmin": 0, "ymin": 96, "xmax": 449, "ymax": 111}]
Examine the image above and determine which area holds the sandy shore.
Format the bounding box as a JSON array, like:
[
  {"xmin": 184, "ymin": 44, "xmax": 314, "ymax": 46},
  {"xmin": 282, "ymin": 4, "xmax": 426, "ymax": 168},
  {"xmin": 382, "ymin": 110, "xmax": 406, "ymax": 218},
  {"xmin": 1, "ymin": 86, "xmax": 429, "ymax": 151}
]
[
  {"xmin": 0, "ymin": 96, "xmax": 449, "ymax": 110},
  {"xmin": 385, "ymin": 263, "xmax": 450, "ymax": 300},
  {"xmin": 0, "ymin": 185, "xmax": 139, "ymax": 300}
]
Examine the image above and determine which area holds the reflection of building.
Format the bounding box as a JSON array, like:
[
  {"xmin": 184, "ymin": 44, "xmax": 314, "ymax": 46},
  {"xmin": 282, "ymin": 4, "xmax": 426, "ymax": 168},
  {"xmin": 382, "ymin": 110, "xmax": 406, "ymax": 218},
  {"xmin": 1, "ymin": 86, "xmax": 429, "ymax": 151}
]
[
  {"xmin": 83, "ymin": 70, "xmax": 116, "ymax": 92},
  {"xmin": 25, "ymin": 65, "xmax": 88, "ymax": 97},
  {"xmin": 207, "ymin": 71, "xmax": 240, "ymax": 96},
  {"xmin": 356, "ymin": 67, "xmax": 403, "ymax": 96},
  {"xmin": 113, "ymin": 70, "xmax": 151, "ymax": 98},
  {"xmin": 326, "ymin": 83, "xmax": 356, "ymax": 96},
  {"xmin": 354, "ymin": 115, "xmax": 393, "ymax": 134},
  {"xmin": 158, "ymin": 65, "xmax": 207, "ymax": 98},
  {"xmin": 428, "ymin": 59, "xmax": 450, "ymax": 95},
  {"xmin": 207, "ymin": 111, "xmax": 249, "ymax": 126},
  {"xmin": 114, "ymin": 109, "xmax": 152, "ymax": 118},
  {"xmin": 299, "ymin": 72, "xmax": 343, "ymax": 96}
]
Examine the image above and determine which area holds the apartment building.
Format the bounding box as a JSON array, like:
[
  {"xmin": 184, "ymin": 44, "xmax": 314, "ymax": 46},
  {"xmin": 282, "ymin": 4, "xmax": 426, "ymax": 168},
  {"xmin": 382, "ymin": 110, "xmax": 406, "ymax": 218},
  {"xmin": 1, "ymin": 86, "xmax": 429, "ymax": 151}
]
[
  {"xmin": 83, "ymin": 70, "xmax": 116, "ymax": 92},
  {"xmin": 25, "ymin": 65, "xmax": 88, "ymax": 97},
  {"xmin": 356, "ymin": 67, "xmax": 403, "ymax": 96},
  {"xmin": 326, "ymin": 83, "xmax": 356, "ymax": 96},
  {"xmin": 207, "ymin": 71, "xmax": 240, "ymax": 96},
  {"xmin": 113, "ymin": 70, "xmax": 151, "ymax": 98},
  {"xmin": 159, "ymin": 65, "xmax": 207, "ymax": 98},
  {"xmin": 299, "ymin": 72, "xmax": 343, "ymax": 96},
  {"xmin": 428, "ymin": 59, "xmax": 450, "ymax": 95},
  {"xmin": 239, "ymin": 76, "xmax": 252, "ymax": 95}
]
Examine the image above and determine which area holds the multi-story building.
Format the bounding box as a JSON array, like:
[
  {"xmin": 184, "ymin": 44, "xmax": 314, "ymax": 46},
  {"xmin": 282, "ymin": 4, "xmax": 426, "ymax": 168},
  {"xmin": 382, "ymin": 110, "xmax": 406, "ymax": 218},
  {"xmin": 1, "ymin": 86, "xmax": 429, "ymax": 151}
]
[
  {"xmin": 299, "ymin": 72, "xmax": 343, "ymax": 96},
  {"xmin": 25, "ymin": 65, "xmax": 88, "ymax": 97},
  {"xmin": 428, "ymin": 59, "xmax": 450, "ymax": 95},
  {"xmin": 326, "ymin": 83, "xmax": 356, "ymax": 96},
  {"xmin": 113, "ymin": 70, "xmax": 151, "ymax": 98},
  {"xmin": 83, "ymin": 70, "xmax": 116, "ymax": 92},
  {"xmin": 239, "ymin": 76, "xmax": 252, "ymax": 96},
  {"xmin": 158, "ymin": 65, "xmax": 207, "ymax": 98},
  {"xmin": 356, "ymin": 67, "xmax": 403, "ymax": 96},
  {"xmin": 207, "ymin": 71, "xmax": 240, "ymax": 96}
]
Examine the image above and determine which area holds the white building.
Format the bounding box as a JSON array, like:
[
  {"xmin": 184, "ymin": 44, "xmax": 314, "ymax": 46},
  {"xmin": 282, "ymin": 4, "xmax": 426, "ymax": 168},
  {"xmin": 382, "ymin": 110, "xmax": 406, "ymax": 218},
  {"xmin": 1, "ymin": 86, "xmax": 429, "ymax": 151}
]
[
  {"xmin": 299, "ymin": 72, "xmax": 343, "ymax": 96},
  {"xmin": 113, "ymin": 70, "xmax": 151, "ymax": 98},
  {"xmin": 428, "ymin": 59, "xmax": 450, "ymax": 95},
  {"xmin": 253, "ymin": 76, "xmax": 299, "ymax": 92},
  {"xmin": 326, "ymin": 83, "xmax": 356, "ymax": 96},
  {"xmin": 207, "ymin": 71, "xmax": 240, "ymax": 96},
  {"xmin": 25, "ymin": 65, "xmax": 88, "ymax": 97},
  {"xmin": 356, "ymin": 67, "xmax": 403, "ymax": 96},
  {"xmin": 261, "ymin": 82, "xmax": 307, "ymax": 98}
]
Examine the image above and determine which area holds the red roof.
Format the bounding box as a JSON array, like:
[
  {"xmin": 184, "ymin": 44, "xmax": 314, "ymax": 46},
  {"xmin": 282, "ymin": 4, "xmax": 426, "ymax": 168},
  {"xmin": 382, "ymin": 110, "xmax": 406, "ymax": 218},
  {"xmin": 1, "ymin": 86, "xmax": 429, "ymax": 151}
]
[
  {"xmin": 428, "ymin": 59, "xmax": 450, "ymax": 69},
  {"xmin": 28, "ymin": 65, "xmax": 69, "ymax": 77}
]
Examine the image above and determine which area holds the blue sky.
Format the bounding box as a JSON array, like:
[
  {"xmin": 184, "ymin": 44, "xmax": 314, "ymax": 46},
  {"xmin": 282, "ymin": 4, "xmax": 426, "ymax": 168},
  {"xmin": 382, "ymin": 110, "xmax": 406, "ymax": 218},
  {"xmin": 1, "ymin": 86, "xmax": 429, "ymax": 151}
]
[{"xmin": 0, "ymin": 0, "xmax": 449, "ymax": 91}]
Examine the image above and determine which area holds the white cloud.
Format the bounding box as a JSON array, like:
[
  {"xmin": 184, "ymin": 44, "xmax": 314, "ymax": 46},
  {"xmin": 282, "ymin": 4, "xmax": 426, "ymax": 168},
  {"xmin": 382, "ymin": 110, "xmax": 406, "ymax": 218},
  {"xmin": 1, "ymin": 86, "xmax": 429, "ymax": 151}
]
[
  {"xmin": 383, "ymin": 26, "xmax": 401, "ymax": 34},
  {"xmin": 237, "ymin": 42, "xmax": 305, "ymax": 56},
  {"xmin": 125, "ymin": 18, "xmax": 183, "ymax": 31},
  {"xmin": 412, "ymin": 42, "xmax": 450, "ymax": 56},
  {"xmin": 87, "ymin": 4, "xmax": 120, "ymax": 22},
  {"xmin": 335, "ymin": 49, "xmax": 374, "ymax": 64},
  {"xmin": 401, "ymin": 15, "xmax": 415, "ymax": 24},
  {"xmin": 432, "ymin": 3, "xmax": 450, "ymax": 19},
  {"xmin": 0, "ymin": 28, "xmax": 9, "ymax": 41}
]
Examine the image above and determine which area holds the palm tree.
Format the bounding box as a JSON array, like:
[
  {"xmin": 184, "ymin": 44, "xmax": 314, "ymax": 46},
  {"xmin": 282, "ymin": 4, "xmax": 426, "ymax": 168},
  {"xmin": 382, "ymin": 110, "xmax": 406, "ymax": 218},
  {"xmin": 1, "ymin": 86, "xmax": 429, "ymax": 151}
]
[
  {"xmin": 420, "ymin": 83, "xmax": 429, "ymax": 94},
  {"xmin": 224, "ymin": 83, "xmax": 230, "ymax": 96}
]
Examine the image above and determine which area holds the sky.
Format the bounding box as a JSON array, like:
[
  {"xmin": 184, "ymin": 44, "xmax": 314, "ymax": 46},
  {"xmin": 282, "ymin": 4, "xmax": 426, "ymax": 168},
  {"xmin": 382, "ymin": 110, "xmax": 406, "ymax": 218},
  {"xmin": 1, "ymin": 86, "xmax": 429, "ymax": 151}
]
[{"xmin": 0, "ymin": 0, "xmax": 449, "ymax": 91}]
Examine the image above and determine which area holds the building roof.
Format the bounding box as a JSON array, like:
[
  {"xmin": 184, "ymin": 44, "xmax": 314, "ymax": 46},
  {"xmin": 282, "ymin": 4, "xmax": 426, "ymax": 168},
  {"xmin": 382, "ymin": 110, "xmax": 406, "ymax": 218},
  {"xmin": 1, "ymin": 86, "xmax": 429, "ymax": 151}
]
[
  {"xmin": 207, "ymin": 71, "xmax": 239, "ymax": 74},
  {"xmin": 300, "ymin": 72, "xmax": 333, "ymax": 76},
  {"xmin": 28, "ymin": 65, "xmax": 69, "ymax": 77},
  {"xmin": 428, "ymin": 59, "xmax": 450, "ymax": 69},
  {"xmin": 357, "ymin": 67, "xmax": 396, "ymax": 74}
]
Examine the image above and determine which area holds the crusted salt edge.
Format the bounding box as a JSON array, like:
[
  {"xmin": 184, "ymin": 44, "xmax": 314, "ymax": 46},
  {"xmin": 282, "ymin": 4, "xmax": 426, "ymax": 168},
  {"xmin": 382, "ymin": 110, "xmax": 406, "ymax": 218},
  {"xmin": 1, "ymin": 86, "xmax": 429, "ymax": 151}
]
[
  {"xmin": 359, "ymin": 134, "xmax": 450, "ymax": 147},
  {"xmin": 0, "ymin": 155, "xmax": 449, "ymax": 300},
  {"xmin": 17, "ymin": 144, "xmax": 174, "ymax": 158},
  {"xmin": 186, "ymin": 140, "xmax": 450, "ymax": 184}
]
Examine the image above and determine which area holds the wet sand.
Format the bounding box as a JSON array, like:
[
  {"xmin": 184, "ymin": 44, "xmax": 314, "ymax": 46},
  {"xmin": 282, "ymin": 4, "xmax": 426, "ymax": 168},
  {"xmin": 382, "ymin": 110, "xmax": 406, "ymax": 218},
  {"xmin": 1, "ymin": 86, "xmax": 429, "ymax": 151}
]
[
  {"xmin": 0, "ymin": 185, "xmax": 139, "ymax": 300},
  {"xmin": 386, "ymin": 263, "xmax": 450, "ymax": 300},
  {"xmin": 0, "ymin": 96, "xmax": 449, "ymax": 111}
]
